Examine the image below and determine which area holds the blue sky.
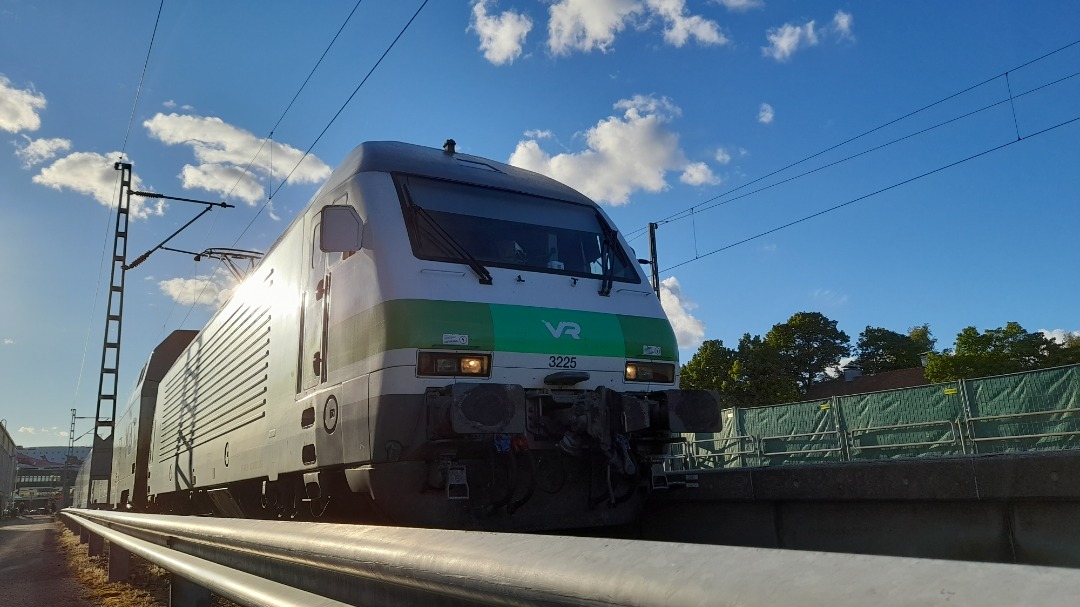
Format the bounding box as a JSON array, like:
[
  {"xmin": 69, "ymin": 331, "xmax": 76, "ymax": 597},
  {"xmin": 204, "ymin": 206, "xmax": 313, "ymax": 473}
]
[{"xmin": 1, "ymin": 0, "xmax": 1078, "ymax": 447}]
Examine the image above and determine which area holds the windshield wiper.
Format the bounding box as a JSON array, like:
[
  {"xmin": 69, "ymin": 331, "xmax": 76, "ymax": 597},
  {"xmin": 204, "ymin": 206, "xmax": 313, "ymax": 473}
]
[
  {"xmin": 596, "ymin": 212, "xmax": 617, "ymax": 297},
  {"xmin": 403, "ymin": 184, "xmax": 493, "ymax": 285}
]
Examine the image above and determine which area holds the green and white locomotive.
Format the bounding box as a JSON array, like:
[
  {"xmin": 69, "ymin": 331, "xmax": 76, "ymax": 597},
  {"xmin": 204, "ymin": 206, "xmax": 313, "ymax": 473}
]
[{"xmin": 95, "ymin": 140, "xmax": 721, "ymax": 530}]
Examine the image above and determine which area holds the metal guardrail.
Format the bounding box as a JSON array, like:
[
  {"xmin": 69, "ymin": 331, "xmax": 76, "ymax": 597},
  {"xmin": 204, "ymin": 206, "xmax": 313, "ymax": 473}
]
[
  {"xmin": 966, "ymin": 407, "xmax": 1080, "ymax": 444},
  {"xmin": 848, "ymin": 419, "xmax": 963, "ymax": 453},
  {"xmin": 61, "ymin": 508, "xmax": 1080, "ymax": 606},
  {"xmin": 759, "ymin": 429, "xmax": 844, "ymax": 457}
]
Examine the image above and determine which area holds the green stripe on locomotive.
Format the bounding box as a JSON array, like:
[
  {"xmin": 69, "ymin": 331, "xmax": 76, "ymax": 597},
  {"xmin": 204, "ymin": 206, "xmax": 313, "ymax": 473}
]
[{"xmin": 327, "ymin": 299, "xmax": 677, "ymax": 369}]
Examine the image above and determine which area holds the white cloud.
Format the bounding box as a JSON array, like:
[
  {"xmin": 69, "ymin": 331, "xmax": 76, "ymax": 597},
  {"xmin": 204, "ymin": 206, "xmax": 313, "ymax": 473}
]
[
  {"xmin": 17, "ymin": 426, "xmax": 65, "ymax": 438},
  {"xmin": 660, "ymin": 276, "xmax": 705, "ymax": 349},
  {"xmin": 1041, "ymin": 329, "xmax": 1080, "ymax": 343},
  {"xmin": 714, "ymin": 147, "xmax": 732, "ymax": 165},
  {"xmin": 615, "ymin": 94, "xmax": 682, "ymax": 118},
  {"xmin": 715, "ymin": 0, "xmax": 763, "ymax": 11},
  {"xmin": 143, "ymin": 112, "xmax": 331, "ymax": 204},
  {"xmin": 680, "ymin": 161, "xmax": 720, "ymax": 186},
  {"xmin": 811, "ymin": 288, "xmax": 848, "ymax": 306},
  {"xmin": 762, "ymin": 19, "xmax": 818, "ymax": 62},
  {"xmin": 757, "ymin": 102, "xmax": 774, "ymax": 124},
  {"xmin": 548, "ymin": 0, "xmax": 642, "ymax": 55},
  {"xmin": 33, "ymin": 151, "xmax": 167, "ymax": 220},
  {"xmin": 164, "ymin": 100, "xmax": 195, "ymax": 111},
  {"xmin": 508, "ymin": 94, "xmax": 691, "ymax": 205},
  {"xmin": 158, "ymin": 268, "xmax": 237, "ymax": 308},
  {"xmin": 15, "ymin": 135, "xmax": 71, "ymax": 168},
  {"xmin": 645, "ymin": 0, "xmax": 728, "ymax": 47},
  {"xmin": 833, "ymin": 10, "xmax": 854, "ymax": 39},
  {"xmin": 3, "ymin": 338, "xmax": 14, "ymax": 345},
  {"xmin": 180, "ymin": 163, "xmax": 265, "ymax": 205},
  {"xmin": 470, "ymin": 0, "xmax": 533, "ymax": 65},
  {"xmin": 524, "ymin": 129, "xmax": 554, "ymax": 139},
  {"xmin": 0, "ymin": 75, "xmax": 46, "ymax": 133},
  {"xmin": 547, "ymin": 0, "xmax": 724, "ymax": 55}
]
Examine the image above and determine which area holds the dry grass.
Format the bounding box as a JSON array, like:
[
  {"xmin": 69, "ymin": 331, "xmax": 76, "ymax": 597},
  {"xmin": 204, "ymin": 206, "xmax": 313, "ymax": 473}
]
[{"xmin": 55, "ymin": 521, "xmax": 239, "ymax": 607}]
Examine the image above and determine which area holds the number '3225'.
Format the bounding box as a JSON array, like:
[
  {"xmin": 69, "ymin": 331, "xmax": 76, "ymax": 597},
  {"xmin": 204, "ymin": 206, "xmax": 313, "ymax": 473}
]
[{"xmin": 548, "ymin": 356, "xmax": 577, "ymax": 368}]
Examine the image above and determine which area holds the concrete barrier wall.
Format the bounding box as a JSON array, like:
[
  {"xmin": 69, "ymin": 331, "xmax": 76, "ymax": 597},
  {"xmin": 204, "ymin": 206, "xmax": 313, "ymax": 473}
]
[{"xmin": 642, "ymin": 451, "xmax": 1080, "ymax": 567}]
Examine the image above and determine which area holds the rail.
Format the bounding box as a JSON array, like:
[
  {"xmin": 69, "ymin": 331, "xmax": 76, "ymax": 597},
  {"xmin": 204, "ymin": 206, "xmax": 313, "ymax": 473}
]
[{"xmin": 60, "ymin": 508, "xmax": 1080, "ymax": 606}]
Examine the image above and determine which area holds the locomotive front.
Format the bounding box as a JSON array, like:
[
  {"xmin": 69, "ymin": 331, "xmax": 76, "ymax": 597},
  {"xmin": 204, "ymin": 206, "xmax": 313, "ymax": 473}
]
[{"xmin": 334, "ymin": 145, "xmax": 721, "ymax": 530}]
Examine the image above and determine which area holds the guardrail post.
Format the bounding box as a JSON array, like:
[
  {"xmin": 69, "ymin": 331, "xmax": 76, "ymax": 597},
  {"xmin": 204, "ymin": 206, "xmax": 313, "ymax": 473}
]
[
  {"xmin": 170, "ymin": 574, "xmax": 212, "ymax": 607},
  {"xmin": 79, "ymin": 524, "xmax": 89, "ymax": 544},
  {"xmin": 88, "ymin": 531, "xmax": 104, "ymax": 557},
  {"xmin": 108, "ymin": 542, "xmax": 130, "ymax": 582}
]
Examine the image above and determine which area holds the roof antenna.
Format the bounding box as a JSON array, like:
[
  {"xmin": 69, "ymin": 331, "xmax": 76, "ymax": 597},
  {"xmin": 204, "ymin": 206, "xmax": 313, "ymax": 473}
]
[{"xmin": 443, "ymin": 139, "xmax": 456, "ymax": 155}]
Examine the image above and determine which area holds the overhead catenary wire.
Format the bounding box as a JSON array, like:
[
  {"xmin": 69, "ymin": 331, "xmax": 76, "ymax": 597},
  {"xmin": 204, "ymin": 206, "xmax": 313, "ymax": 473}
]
[
  {"xmin": 661, "ymin": 113, "xmax": 1080, "ymax": 273},
  {"xmin": 71, "ymin": 1, "xmax": 165, "ymax": 430},
  {"xmin": 640, "ymin": 68, "xmax": 1080, "ymax": 240},
  {"xmin": 120, "ymin": 0, "xmax": 166, "ymax": 159},
  {"xmin": 165, "ymin": 0, "xmax": 430, "ymax": 332},
  {"xmin": 626, "ymin": 36, "xmax": 1080, "ymax": 241},
  {"xmin": 219, "ymin": 0, "xmax": 367, "ymax": 204},
  {"xmin": 232, "ymin": 0, "xmax": 431, "ymax": 247},
  {"xmin": 165, "ymin": 0, "xmax": 373, "ymax": 331}
]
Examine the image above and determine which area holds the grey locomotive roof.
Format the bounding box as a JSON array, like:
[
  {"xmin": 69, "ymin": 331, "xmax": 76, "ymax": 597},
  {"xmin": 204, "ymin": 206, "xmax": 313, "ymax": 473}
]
[{"xmin": 325, "ymin": 141, "xmax": 596, "ymax": 206}]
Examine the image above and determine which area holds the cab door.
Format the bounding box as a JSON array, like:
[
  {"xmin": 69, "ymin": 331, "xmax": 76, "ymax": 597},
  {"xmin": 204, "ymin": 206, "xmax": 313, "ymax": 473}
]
[{"xmin": 300, "ymin": 218, "xmax": 329, "ymax": 392}]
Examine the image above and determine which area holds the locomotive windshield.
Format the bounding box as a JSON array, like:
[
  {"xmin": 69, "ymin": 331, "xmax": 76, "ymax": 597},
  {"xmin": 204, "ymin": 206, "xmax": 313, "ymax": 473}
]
[{"xmin": 397, "ymin": 175, "xmax": 641, "ymax": 283}]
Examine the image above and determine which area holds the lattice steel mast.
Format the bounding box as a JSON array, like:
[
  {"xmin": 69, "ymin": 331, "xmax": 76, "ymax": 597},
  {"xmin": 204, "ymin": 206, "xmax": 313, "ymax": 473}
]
[{"xmin": 86, "ymin": 162, "xmax": 133, "ymax": 504}]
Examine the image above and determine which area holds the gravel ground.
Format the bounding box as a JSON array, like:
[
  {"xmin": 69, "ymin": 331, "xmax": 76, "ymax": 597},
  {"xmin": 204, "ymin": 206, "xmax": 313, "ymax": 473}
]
[{"xmin": 0, "ymin": 514, "xmax": 97, "ymax": 607}]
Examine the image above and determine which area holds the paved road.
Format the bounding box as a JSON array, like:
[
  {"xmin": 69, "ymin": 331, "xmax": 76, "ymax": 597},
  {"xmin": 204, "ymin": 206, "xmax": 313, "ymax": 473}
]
[{"xmin": 0, "ymin": 515, "xmax": 95, "ymax": 607}]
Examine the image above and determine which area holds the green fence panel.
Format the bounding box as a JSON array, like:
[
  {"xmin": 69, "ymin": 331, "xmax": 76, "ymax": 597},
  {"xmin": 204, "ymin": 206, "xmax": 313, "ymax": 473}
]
[
  {"xmin": 684, "ymin": 409, "xmax": 754, "ymax": 469},
  {"xmin": 965, "ymin": 364, "xmax": 1080, "ymax": 454},
  {"xmin": 668, "ymin": 363, "xmax": 1080, "ymax": 471},
  {"xmin": 739, "ymin": 399, "xmax": 844, "ymax": 466},
  {"xmin": 838, "ymin": 382, "xmax": 966, "ymax": 460}
]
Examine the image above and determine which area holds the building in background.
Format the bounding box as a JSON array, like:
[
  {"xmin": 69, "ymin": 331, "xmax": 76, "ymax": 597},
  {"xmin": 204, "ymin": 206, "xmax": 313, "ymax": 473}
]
[
  {"xmin": 18, "ymin": 445, "xmax": 91, "ymax": 466},
  {"xmin": 0, "ymin": 422, "xmax": 15, "ymax": 516},
  {"xmin": 12, "ymin": 445, "xmax": 90, "ymax": 513}
]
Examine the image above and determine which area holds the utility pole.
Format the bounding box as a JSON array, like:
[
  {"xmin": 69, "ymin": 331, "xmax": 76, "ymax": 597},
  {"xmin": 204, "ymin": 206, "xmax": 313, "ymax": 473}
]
[
  {"xmin": 648, "ymin": 222, "xmax": 660, "ymax": 299},
  {"xmin": 66, "ymin": 408, "xmax": 94, "ymax": 508}
]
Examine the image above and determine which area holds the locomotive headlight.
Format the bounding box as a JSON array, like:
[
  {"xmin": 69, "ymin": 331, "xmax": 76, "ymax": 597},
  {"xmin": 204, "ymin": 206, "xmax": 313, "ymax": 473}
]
[
  {"xmin": 418, "ymin": 351, "xmax": 491, "ymax": 377},
  {"xmin": 459, "ymin": 357, "xmax": 485, "ymax": 375},
  {"xmin": 624, "ymin": 361, "xmax": 675, "ymax": 383}
]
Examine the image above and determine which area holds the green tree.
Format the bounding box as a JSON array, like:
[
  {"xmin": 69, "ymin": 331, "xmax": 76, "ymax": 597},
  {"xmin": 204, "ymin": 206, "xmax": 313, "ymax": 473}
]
[
  {"xmin": 681, "ymin": 335, "xmax": 800, "ymax": 407},
  {"xmin": 907, "ymin": 323, "xmax": 937, "ymax": 354},
  {"xmin": 680, "ymin": 339, "xmax": 736, "ymax": 392},
  {"xmin": 729, "ymin": 333, "xmax": 801, "ymax": 407},
  {"xmin": 1046, "ymin": 332, "xmax": 1080, "ymax": 367},
  {"xmin": 766, "ymin": 312, "xmax": 850, "ymax": 391},
  {"xmin": 924, "ymin": 322, "xmax": 1056, "ymax": 382},
  {"xmin": 855, "ymin": 324, "xmax": 936, "ymax": 374}
]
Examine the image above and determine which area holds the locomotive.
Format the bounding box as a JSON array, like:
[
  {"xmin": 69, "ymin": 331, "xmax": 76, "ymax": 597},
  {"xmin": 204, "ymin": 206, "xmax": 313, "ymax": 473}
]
[{"xmin": 76, "ymin": 140, "xmax": 721, "ymax": 530}]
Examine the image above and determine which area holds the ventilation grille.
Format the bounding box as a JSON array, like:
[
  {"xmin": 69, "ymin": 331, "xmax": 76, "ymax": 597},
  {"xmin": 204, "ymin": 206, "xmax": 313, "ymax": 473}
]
[{"xmin": 158, "ymin": 271, "xmax": 273, "ymax": 459}]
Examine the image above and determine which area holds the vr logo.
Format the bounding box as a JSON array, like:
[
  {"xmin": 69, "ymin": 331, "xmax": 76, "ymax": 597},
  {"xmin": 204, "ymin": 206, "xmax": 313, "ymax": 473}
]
[{"xmin": 542, "ymin": 320, "xmax": 581, "ymax": 340}]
